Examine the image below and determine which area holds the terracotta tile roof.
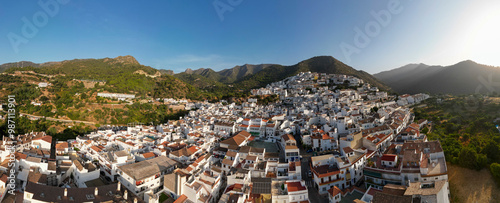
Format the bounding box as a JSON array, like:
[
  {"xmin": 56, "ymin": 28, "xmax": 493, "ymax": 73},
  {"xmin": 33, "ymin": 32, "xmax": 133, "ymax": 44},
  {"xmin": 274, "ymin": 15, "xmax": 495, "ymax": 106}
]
[
  {"xmin": 381, "ymin": 154, "xmax": 397, "ymax": 162},
  {"xmin": 282, "ymin": 134, "xmax": 295, "ymax": 141},
  {"xmin": 220, "ymin": 134, "xmax": 246, "ymax": 146},
  {"xmin": 237, "ymin": 130, "xmax": 251, "ymax": 138},
  {"xmin": 15, "ymin": 152, "xmax": 27, "ymax": 160},
  {"xmin": 367, "ymin": 187, "xmax": 383, "ymax": 196},
  {"xmin": 73, "ymin": 159, "xmax": 84, "ymax": 171},
  {"xmin": 170, "ymin": 147, "xmax": 192, "ymax": 157},
  {"xmin": 142, "ymin": 152, "xmax": 156, "ymax": 159},
  {"xmin": 56, "ymin": 142, "xmax": 69, "ymax": 149},
  {"xmin": 311, "ymin": 164, "xmax": 340, "ymax": 178},
  {"xmin": 222, "ymin": 159, "xmax": 234, "ymax": 166},
  {"xmin": 343, "ymin": 147, "xmax": 354, "ymax": 154},
  {"xmin": 0, "ymin": 172, "xmax": 8, "ymax": 183},
  {"xmin": 187, "ymin": 146, "xmax": 199, "ymax": 154},
  {"xmin": 90, "ymin": 146, "xmax": 102, "ymax": 152},
  {"xmin": 286, "ymin": 181, "xmax": 306, "ymax": 192},
  {"xmin": 328, "ymin": 186, "xmax": 343, "ymax": 197},
  {"xmin": 33, "ymin": 135, "xmax": 52, "ymax": 143},
  {"xmin": 226, "ymin": 151, "xmax": 237, "ymax": 157}
]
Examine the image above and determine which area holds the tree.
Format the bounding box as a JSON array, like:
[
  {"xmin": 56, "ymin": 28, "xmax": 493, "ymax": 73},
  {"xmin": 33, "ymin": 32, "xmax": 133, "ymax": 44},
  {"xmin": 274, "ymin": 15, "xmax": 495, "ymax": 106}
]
[
  {"xmin": 421, "ymin": 126, "xmax": 429, "ymax": 134},
  {"xmin": 458, "ymin": 147, "xmax": 486, "ymax": 170},
  {"xmin": 491, "ymin": 163, "xmax": 500, "ymax": 185},
  {"xmin": 458, "ymin": 147, "xmax": 478, "ymax": 169},
  {"xmin": 483, "ymin": 142, "xmax": 500, "ymax": 163},
  {"xmin": 39, "ymin": 96, "xmax": 49, "ymax": 102},
  {"xmin": 47, "ymin": 127, "xmax": 57, "ymax": 135}
]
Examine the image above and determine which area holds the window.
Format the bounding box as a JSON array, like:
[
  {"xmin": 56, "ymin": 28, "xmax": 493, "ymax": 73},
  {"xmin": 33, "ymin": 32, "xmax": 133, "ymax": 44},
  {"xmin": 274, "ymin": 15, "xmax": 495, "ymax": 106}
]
[{"xmin": 86, "ymin": 194, "xmax": 95, "ymax": 200}]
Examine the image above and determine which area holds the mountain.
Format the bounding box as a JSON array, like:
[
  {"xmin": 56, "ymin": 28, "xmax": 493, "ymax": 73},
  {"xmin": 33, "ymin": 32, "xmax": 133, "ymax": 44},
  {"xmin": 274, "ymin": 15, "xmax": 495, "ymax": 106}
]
[
  {"xmin": 158, "ymin": 69, "xmax": 174, "ymax": 75},
  {"xmin": 174, "ymin": 56, "xmax": 389, "ymax": 91},
  {"xmin": 175, "ymin": 64, "xmax": 274, "ymax": 87},
  {"xmin": 235, "ymin": 56, "xmax": 389, "ymax": 90},
  {"xmin": 218, "ymin": 64, "xmax": 274, "ymax": 83},
  {"xmin": 1, "ymin": 61, "xmax": 38, "ymax": 72},
  {"xmin": 1, "ymin": 56, "xmax": 209, "ymax": 100},
  {"xmin": 374, "ymin": 60, "xmax": 500, "ymax": 95}
]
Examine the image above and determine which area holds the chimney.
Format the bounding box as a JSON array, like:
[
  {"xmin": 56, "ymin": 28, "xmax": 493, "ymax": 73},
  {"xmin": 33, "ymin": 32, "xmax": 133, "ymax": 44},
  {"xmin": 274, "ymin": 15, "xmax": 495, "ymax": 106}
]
[
  {"xmin": 134, "ymin": 198, "xmax": 138, "ymax": 203},
  {"xmin": 64, "ymin": 188, "xmax": 67, "ymax": 197},
  {"xmin": 94, "ymin": 187, "xmax": 98, "ymax": 196},
  {"xmin": 117, "ymin": 182, "xmax": 121, "ymax": 191},
  {"xmin": 124, "ymin": 190, "xmax": 128, "ymax": 200}
]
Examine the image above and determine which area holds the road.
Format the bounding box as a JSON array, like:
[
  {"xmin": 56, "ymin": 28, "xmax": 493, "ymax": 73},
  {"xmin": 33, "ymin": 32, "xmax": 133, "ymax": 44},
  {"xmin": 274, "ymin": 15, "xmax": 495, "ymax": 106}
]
[
  {"xmin": 19, "ymin": 112, "xmax": 95, "ymax": 125},
  {"xmin": 299, "ymin": 138, "xmax": 329, "ymax": 203},
  {"xmin": 1, "ymin": 109, "xmax": 95, "ymax": 124}
]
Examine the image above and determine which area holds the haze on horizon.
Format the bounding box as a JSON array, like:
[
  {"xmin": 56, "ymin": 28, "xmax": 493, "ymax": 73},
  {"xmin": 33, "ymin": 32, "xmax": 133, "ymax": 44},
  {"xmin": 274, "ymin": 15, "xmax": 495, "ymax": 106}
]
[{"xmin": 0, "ymin": 0, "xmax": 499, "ymax": 74}]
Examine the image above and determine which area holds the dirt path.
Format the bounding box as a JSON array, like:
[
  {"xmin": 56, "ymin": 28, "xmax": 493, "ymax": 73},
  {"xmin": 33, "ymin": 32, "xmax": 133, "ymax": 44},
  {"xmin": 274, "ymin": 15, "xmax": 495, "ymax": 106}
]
[
  {"xmin": 447, "ymin": 163, "xmax": 500, "ymax": 203},
  {"xmin": 16, "ymin": 112, "xmax": 96, "ymax": 125}
]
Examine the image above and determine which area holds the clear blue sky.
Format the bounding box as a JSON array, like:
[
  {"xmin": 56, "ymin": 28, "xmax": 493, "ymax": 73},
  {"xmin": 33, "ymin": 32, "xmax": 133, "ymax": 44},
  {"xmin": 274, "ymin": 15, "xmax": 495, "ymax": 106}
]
[{"xmin": 1, "ymin": 0, "xmax": 499, "ymax": 73}]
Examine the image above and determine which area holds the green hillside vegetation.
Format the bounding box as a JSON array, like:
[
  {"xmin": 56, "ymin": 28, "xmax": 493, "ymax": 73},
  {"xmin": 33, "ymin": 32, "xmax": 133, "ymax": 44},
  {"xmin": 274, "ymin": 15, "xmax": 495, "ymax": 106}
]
[
  {"xmin": 175, "ymin": 72, "xmax": 226, "ymax": 90},
  {"xmin": 176, "ymin": 64, "xmax": 272, "ymax": 85},
  {"xmin": 217, "ymin": 64, "xmax": 272, "ymax": 83},
  {"xmin": 413, "ymin": 95, "xmax": 500, "ymax": 183},
  {"xmin": 3, "ymin": 56, "xmax": 212, "ymax": 100}
]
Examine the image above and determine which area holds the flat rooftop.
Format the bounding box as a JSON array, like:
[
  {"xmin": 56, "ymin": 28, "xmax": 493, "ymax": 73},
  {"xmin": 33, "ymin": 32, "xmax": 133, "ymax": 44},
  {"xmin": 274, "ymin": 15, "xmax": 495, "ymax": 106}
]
[{"xmin": 248, "ymin": 141, "xmax": 278, "ymax": 153}]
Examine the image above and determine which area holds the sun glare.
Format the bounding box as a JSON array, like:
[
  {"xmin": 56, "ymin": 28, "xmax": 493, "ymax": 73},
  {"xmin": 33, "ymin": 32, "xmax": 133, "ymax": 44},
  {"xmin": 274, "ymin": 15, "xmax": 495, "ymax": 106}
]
[{"xmin": 463, "ymin": 3, "xmax": 500, "ymax": 66}]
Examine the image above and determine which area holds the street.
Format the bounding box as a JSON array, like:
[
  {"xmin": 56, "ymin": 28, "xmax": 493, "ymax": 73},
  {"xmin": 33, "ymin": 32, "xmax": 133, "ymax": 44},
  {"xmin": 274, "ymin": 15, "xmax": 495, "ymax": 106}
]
[{"xmin": 300, "ymin": 142, "xmax": 329, "ymax": 203}]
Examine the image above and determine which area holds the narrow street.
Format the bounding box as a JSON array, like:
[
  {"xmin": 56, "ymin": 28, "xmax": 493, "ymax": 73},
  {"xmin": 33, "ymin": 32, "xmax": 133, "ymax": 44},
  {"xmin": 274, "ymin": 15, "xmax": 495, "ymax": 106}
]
[{"xmin": 299, "ymin": 140, "xmax": 329, "ymax": 203}]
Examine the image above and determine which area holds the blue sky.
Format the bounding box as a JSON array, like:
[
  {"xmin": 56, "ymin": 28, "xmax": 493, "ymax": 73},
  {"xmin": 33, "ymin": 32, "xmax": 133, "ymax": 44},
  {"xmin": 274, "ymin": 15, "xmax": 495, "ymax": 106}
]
[{"xmin": 1, "ymin": 0, "xmax": 499, "ymax": 73}]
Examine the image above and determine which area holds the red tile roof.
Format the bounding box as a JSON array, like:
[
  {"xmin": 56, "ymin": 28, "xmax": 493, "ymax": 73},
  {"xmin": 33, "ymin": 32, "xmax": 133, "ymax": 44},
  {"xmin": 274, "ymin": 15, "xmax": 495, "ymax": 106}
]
[
  {"xmin": 381, "ymin": 154, "xmax": 397, "ymax": 162},
  {"xmin": 142, "ymin": 152, "xmax": 156, "ymax": 159},
  {"xmin": 343, "ymin": 147, "xmax": 354, "ymax": 154},
  {"xmin": 55, "ymin": 142, "xmax": 69, "ymax": 149},
  {"xmin": 33, "ymin": 135, "xmax": 52, "ymax": 143},
  {"xmin": 187, "ymin": 146, "xmax": 199, "ymax": 154},
  {"xmin": 174, "ymin": 194, "xmax": 188, "ymax": 203},
  {"xmin": 90, "ymin": 146, "xmax": 102, "ymax": 152},
  {"xmin": 328, "ymin": 186, "xmax": 343, "ymax": 197},
  {"xmin": 286, "ymin": 181, "xmax": 306, "ymax": 192}
]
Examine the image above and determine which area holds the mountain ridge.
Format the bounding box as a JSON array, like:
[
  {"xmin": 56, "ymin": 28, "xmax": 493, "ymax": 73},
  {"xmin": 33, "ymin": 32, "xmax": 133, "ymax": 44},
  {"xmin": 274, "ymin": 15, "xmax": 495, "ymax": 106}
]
[
  {"xmin": 1, "ymin": 55, "xmax": 390, "ymax": 95},
  {"xmin": 374, "ymin": 60, "xmax": 500, "ymax": 95}
]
